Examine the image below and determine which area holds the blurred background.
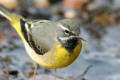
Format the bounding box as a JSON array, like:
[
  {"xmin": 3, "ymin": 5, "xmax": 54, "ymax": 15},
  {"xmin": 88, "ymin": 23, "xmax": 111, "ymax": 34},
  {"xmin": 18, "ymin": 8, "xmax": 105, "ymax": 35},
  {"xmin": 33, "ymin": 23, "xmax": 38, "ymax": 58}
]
[{"xmin": 0, "ymin": 0, "xmax": 120, "ymax": 80}]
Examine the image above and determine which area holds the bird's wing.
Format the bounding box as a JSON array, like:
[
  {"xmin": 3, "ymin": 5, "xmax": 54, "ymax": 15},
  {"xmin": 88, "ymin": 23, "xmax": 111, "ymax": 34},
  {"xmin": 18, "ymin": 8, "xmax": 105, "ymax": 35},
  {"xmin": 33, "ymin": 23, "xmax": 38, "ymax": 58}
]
[{"xmin": 22, "ymin": 20, "xmax": 58, "ymax": 55}]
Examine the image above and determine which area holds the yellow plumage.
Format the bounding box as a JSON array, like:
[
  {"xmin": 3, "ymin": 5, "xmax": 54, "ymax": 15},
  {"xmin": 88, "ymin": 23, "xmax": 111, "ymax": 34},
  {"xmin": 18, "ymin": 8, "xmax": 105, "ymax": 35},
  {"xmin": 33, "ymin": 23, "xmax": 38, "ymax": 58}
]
[{"xmin": 24, "ymin": 39, "xmax": 82, "ymax": 68}]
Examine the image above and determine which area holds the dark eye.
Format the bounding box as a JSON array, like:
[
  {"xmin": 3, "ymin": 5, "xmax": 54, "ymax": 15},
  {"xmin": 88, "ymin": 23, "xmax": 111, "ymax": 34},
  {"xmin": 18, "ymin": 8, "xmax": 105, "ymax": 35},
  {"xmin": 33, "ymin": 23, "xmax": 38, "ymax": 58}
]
[{"xmin": 65, "ymin": 30, "xmax": 69, "ymax": 34}]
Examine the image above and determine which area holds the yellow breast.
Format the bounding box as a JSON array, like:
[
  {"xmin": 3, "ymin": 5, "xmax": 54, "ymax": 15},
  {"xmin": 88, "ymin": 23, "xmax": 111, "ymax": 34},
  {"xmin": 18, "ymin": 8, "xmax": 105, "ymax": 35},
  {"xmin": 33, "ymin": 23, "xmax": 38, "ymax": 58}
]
[
  {"xmin": 51, "ymin": 40, "xmax": 82, "ymax": 68},
  {"xmin": 24, "ymin": 40, "xmax": 82, "ymax": 69}
]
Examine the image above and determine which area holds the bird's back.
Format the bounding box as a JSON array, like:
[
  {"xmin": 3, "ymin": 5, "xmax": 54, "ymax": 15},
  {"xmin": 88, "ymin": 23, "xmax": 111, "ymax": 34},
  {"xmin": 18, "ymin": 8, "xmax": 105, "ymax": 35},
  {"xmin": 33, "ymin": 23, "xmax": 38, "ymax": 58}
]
[{"xmin": 28, "ymin": 21, "xmax": 58, "ymax": 55}]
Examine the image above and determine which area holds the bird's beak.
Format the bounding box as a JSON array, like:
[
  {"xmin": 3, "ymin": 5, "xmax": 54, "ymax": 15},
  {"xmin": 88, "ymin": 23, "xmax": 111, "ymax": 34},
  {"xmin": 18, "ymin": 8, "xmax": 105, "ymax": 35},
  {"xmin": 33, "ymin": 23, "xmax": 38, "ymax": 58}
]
[{"xmin": 76, "ymin": 36, "xmax": 86, "ymax": 41}]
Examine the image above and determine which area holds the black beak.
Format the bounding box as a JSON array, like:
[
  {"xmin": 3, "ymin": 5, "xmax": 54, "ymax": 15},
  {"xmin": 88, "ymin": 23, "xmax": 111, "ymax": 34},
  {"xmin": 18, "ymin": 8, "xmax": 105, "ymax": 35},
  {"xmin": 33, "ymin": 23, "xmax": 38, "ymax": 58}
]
[{"xmin": 76, "ymin": 36, "xmax": 86, "ymax": 41}]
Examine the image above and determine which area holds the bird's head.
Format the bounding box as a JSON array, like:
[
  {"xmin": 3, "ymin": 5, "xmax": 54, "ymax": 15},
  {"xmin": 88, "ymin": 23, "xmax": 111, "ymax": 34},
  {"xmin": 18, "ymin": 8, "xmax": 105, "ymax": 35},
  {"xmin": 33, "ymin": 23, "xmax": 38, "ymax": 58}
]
[{"xmin": 56, "ymin": 19, "xmax": 84, "ymax": 51}]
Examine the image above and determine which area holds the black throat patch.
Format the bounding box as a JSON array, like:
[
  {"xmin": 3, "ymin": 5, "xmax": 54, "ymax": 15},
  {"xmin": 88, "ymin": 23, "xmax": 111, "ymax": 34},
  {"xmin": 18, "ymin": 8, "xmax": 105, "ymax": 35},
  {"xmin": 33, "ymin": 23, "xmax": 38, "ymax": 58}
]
[{"xmin": 59, "ymin": 37, "xmax": 78, "ymax": 52}]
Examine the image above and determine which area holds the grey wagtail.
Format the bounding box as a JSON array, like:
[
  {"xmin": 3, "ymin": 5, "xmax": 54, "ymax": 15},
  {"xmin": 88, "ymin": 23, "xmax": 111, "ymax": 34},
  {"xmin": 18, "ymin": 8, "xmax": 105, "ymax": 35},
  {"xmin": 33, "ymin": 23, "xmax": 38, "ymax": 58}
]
[{"xmin": 0, "ymin": 7, "xmax": 83, "ymax": 80}]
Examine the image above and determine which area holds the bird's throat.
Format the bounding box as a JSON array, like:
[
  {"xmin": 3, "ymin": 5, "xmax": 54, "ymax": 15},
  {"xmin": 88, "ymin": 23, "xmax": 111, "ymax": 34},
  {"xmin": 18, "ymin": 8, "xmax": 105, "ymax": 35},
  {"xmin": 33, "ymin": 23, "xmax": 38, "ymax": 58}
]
[{"xmin": 59, "ymin": 37, "xmax": 78, "ymax": 52}]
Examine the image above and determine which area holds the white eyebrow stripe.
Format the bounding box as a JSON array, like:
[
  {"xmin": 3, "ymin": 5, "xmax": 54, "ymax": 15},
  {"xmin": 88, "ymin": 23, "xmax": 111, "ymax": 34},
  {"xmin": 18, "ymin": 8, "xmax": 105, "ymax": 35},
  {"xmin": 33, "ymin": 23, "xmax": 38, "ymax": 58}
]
[{"xmin": 57, "ymin": 23, "xmax": 69, "ymax": 31}]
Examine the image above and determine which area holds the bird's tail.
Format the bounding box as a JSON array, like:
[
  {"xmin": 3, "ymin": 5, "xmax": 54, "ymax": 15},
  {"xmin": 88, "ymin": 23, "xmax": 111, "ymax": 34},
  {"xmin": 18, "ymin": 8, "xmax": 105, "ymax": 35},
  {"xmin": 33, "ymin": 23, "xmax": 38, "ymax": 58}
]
[
  {"xmin": 0, "ymin": 7, "xmax": 24, "ymax": 25},
  {"xmin": 0, "ymin": 7, "xmax": 13, "ymax": 21}
]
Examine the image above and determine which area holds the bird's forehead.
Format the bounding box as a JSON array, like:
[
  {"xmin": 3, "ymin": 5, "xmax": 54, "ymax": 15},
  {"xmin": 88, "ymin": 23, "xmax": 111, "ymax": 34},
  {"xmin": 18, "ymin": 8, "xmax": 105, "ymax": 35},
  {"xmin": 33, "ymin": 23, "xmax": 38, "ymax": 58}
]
[
  {"xmin": 57, "ymin": 24, "xmax": 69, "ymax": 30},
  {"xmin": 57, "ymin": 23, "xmax": 80, "ymax": 35},
  {"xmin": 58, "ymin": 19, "xmax": 80, "ymax": 33}
]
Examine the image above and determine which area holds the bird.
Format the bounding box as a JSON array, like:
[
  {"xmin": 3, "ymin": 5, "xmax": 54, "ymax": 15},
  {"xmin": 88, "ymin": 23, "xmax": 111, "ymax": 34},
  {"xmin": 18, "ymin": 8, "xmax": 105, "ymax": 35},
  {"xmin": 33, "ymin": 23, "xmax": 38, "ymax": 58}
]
[{"xmin": 0, "ymin": 7, "xmax": 83, "ymax": 80}]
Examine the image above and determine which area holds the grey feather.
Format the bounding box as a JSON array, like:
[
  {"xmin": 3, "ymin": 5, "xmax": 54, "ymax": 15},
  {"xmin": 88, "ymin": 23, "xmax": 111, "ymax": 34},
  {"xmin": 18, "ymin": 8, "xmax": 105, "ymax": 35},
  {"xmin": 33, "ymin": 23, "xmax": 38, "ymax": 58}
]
[{"xmin": 29, "ymin": 21, "xmax": 58, "ymax": 55}]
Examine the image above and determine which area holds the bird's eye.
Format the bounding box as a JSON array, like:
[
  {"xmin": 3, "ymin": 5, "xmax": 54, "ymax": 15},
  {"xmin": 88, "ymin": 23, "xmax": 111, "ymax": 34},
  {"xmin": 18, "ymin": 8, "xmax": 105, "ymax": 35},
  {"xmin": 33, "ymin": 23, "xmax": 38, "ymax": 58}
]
[{"xmin": 65, "ymin": 30, "xmax": 69, "ymax": 34}]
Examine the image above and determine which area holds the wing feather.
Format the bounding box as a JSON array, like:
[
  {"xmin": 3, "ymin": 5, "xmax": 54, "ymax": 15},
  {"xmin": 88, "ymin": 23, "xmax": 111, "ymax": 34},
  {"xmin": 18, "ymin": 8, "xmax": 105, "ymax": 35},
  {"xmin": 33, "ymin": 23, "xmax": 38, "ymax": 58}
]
[{"xmin": 28, "ymin": 21, "xmax": 57, "ymax": 55}]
